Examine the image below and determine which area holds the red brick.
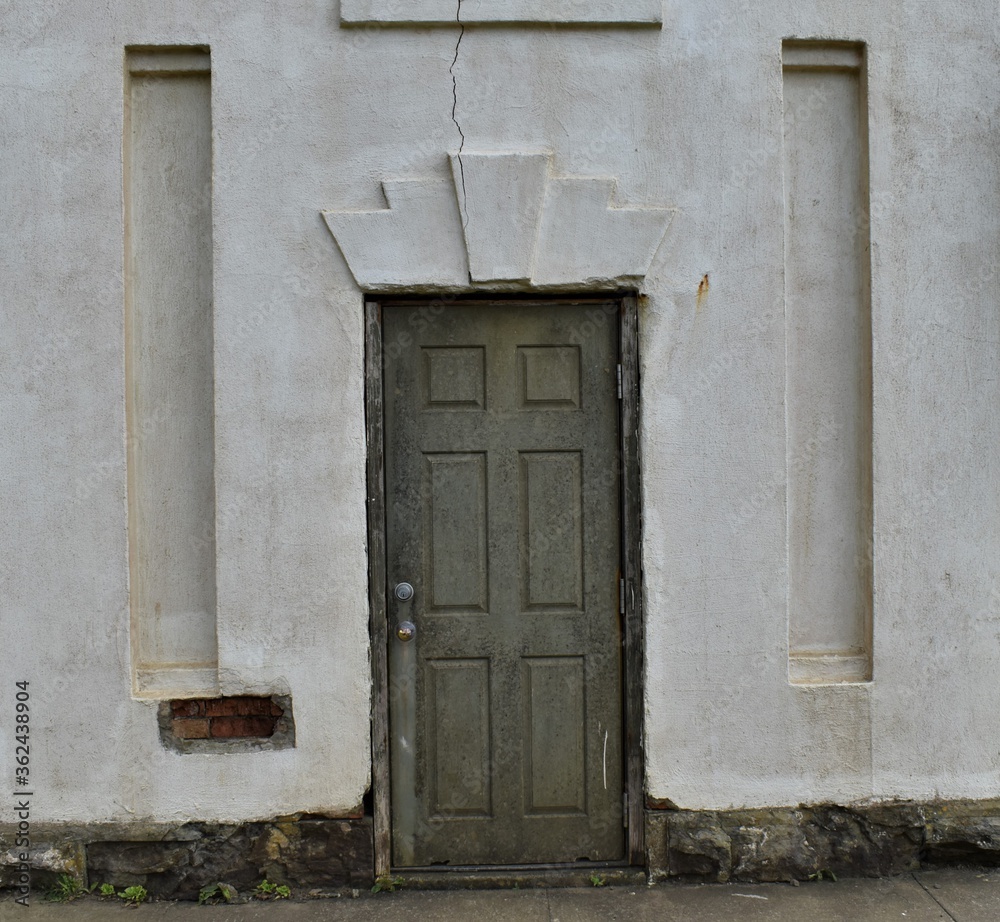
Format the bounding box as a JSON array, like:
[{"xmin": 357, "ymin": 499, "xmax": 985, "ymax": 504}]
[
  {"xmin": 172, "ymin": 718, "xmax": 210, "ymax": 739},
  {"xmin": 171, "ymin": 699, "xmax": 205, "ymax": 718},
  {"xmin": 204, "ymin": 696, "xmax": 278, "ymax": 718},
  {"xmin": 209, "ymin": 716, "xmax": 276, "ymax": 738},
  {"xmin": 203, "ymin": 698, "xmax": 242, "ymax": 717}
]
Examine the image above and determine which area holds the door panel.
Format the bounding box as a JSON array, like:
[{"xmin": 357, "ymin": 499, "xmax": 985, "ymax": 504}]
[
  {"xmin": 523, "ymin": 656, "xmax": 587, "ymax": 814},
  {"xmin": 384, "ymin": 300, "xmax": 623, "ymax": 866},
  {"xmin": 427, "ymin": 658, "xmax": 492, "ymax": 817},
  {"xmin": 425, "ymin": 453, "xmax": 488, "ymax": 611},
  {"xmin": 520, "ymin": 451, "xmax": 584, "ymax": 610}
]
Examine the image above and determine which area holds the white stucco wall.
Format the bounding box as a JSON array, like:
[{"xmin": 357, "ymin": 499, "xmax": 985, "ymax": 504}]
[{"xmin": 2, "ymin": 0, "xmax": 999, "ymax": 824}]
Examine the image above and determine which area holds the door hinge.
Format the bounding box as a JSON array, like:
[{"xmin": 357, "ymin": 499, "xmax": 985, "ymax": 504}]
[
  {"xmin": 623, "ymin": 792, "xmax": 629, "ymax": 827},
  {"xmin": 616, "ymin": 363, "xmax": 623, "ymax": 399},
  {"xmin": 619, "ymin": 578, "xmax": 626, "ymax": 615}
]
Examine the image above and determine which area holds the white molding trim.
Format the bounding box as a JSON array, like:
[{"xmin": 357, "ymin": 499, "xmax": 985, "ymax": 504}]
[
  {"xmin": 134, "ymin": 665, "xmax": 221, "ymax": 700},
  {"xmin": 323, "ymin": 151, "xmax": 674, "ymax": 291},
  {"xmin": 788, "ymin": 653, "xmax": 872, "ymax": 686},
  {"xmin": 341, "ymin": 0, "xmax": 662, "ymax": 26}
]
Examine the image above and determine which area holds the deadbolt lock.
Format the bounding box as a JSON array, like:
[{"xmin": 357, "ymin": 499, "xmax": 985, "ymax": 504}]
[{"xmin": 394, "ymin": 581, "xmax": 414, "ymax": 602}]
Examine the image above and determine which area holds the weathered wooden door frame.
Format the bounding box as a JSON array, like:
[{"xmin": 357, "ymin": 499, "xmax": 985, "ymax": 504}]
[{"xmin": 364, "ymin": 293, "xmax": 645, "ymax": 876}]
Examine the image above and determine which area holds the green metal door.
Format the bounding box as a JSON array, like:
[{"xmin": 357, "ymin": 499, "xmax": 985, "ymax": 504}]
[{"xmin": 383, "ymin": 299, "xmax": 624, "ymax": 867}]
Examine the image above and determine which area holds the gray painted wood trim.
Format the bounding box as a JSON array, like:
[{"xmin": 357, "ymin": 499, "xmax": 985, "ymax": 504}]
[
  {"xmin": 365, "ymin": 300, "xmax": 392, "ymax": 879},
  {"xmin": 620, "ymin": 294, "xmax": 645, "ymax": 863}
]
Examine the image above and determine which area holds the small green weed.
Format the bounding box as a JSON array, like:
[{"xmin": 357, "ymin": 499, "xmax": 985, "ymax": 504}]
[
  {"xmin": 371, "ymin": 874, "xmax": 404, "ymax": 893},
  {"xmin": 254, "ymin": 879, "xmax": 291, "ymax": 900},
  {"xmin": 45, "ymin": 873, "xmax": 86, "ymax": 902},
  {"xmin": 808, "ymin": 869, "xmax": 838, "ymax": 882},
  {"xmin": 97, "ymin": 883, "xmax": 117, "ymax": 897},
  {"xmin": 589, "ymin": 874, "xmax": 606, "ymax": 887},
  {"xmin": 117, "ymin": 884, "xmax": 149, "ymax": 905},
  {"xmin": 198, "ymin": 882, "xmax": 237, "ymax": 905}
]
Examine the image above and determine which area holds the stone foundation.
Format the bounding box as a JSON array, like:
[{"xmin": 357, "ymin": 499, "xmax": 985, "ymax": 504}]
[
  {"xmin": 646, "ymin": 800, "xmax": 1000, "ymax": 882},
  {"xmin": 0, "ymin": 816, "xmax": 372, "ymax": 900},
  {"xmin": 7, "ymin": 802, "xmax": 1000, "ymax": 899}
]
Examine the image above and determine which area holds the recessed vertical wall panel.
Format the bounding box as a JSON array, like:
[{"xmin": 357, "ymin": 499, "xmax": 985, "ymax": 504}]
[
  {"xmin": 126, "ymin": 49, "xmax": 218, "ymax": 696},
  {"xmin": 782, "ymin": 42, "xmax": 873, "ymax": 683}
]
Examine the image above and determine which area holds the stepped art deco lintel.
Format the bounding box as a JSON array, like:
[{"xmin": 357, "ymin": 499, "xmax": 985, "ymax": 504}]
[{"xmin": 322, "ymin": 151, "xmax": 674, "ymax": 291}]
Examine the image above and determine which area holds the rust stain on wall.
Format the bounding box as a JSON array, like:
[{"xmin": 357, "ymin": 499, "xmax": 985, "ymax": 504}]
[{"xmin": 696, "ymin": 273, "xmax": 710, "ymax": 311}]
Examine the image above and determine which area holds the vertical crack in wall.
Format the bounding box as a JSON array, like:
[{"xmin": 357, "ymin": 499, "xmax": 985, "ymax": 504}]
[{"xmin": 450, "ymin": 0, "xmax": 470, "ymax": 248}]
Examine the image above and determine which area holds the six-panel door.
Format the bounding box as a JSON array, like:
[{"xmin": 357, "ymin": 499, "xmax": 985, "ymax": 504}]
[{"xmin": 383, "ymin": 300, "xmax": 624, "ymax": 866}]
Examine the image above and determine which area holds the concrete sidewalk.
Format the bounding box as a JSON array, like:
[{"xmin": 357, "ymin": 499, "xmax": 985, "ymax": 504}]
[{"xmin": 3, "ymin": 868, "xmax": 999, "ymax": 920}]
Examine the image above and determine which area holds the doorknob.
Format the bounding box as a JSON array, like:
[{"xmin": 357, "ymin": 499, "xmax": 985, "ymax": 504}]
[
  {"xmin": 396, "ymin": 621, "xmax": 416, "ymax": 642},
  {"xmin": 394, "ymin": 582, "xmax": 414, "ymax": 602}
]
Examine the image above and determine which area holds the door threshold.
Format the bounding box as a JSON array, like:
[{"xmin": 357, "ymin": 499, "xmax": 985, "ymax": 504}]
[{"xmin": 390, "ymin": 865, "xmax": 647, "ymax": 890}]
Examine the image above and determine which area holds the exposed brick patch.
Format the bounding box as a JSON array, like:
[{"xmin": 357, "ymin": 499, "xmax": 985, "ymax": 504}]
[
  {"xmin": 168, "ymin": 697, "xmax": 281, "ymax": 739},
  {"xmin": 158, "ymin": 696, "xmax": 294, "ymax": 753}
]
